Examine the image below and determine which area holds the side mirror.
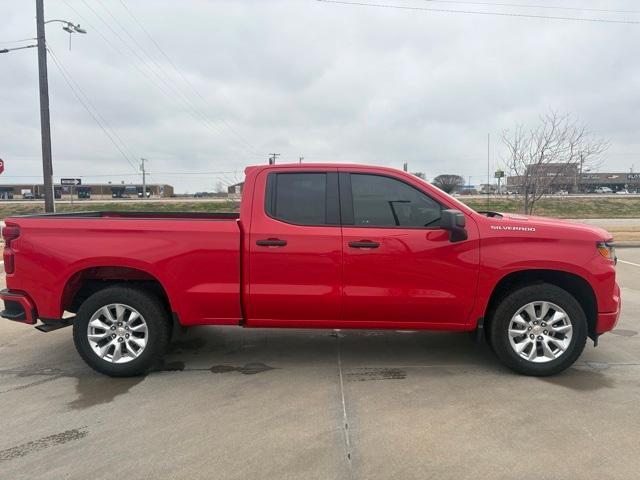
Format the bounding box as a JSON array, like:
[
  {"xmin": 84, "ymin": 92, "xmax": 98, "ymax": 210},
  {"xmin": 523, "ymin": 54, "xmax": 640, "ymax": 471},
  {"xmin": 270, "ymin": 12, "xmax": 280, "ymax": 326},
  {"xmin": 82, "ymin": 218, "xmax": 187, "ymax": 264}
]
[{"xmin": 441, "ymin": 209, "xmax": 468, "ymax": 242}]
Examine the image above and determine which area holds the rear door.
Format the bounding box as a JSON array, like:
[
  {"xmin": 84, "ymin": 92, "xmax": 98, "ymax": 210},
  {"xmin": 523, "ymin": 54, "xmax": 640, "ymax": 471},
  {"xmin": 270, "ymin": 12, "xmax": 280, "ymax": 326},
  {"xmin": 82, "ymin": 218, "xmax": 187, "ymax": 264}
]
[
  {"xmin": 339, "ymin": 169, "xmax": 480, "ymax": 328},
  {"xmin": 246, "ymin": 168, "xmax": 342, "ymax": 326}
]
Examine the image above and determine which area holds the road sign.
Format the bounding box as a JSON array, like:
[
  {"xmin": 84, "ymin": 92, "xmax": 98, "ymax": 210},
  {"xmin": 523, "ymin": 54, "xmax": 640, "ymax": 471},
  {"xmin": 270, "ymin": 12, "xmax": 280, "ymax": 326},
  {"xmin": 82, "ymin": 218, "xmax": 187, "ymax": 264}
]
[
  {"xmin": 61, "ymin": 178, "xmax": 81, "ymax": 186},
  {"xmin": 0, "ymin": 159, "xmax": 4, "ymax": 175},
  {"xmin": 494, "ymin": 169, "xmax": 505, "ymax": 179}
]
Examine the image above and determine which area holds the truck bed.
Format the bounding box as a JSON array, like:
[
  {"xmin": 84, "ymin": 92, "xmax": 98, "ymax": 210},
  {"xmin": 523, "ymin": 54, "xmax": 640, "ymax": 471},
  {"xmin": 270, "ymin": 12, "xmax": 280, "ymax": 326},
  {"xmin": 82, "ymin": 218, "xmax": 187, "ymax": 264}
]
[{"xmin": 4, "ymin": 211, "xmax": 242, "ymax": 325}]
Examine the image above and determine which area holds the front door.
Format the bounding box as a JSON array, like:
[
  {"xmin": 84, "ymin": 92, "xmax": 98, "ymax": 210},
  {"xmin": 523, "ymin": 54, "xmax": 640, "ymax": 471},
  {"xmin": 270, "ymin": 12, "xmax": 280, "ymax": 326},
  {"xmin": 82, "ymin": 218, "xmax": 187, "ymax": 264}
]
[
  {"xmin": 246, "ymin": 168, "xmax": 343, "ymax": 326},
  {"xmin": 340, "ymin": 171, "xmax": 480, "ymax": 328}
]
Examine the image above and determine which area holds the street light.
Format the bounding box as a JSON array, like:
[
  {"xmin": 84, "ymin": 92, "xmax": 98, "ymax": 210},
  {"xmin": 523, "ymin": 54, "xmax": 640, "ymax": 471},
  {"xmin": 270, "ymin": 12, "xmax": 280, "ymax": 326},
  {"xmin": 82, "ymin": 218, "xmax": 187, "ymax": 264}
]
[
  {"xmin": 0, "ymin": 2, "xmax": 87, "ymax": 213},
  {"xmin": 45, "ymin": 19, "xmax": 87, "ymax": 35}
]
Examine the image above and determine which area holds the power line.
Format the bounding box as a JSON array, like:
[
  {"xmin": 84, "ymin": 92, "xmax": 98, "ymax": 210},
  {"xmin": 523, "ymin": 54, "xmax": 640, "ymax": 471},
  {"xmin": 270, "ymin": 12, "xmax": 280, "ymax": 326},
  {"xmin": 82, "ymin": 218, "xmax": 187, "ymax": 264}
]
[
  {"xmin": 117, "ymin": 0, "xmax": 259, "ymax": 156},
  {"xmin": 104, "ymin": 2, "xmax": 257, "ymax": 158},
  {"xmin": 60, "ymin": 0, "xmax": 191, "ymax": 118},
  {"xmin": 0, "ymin": 37, "xmax": 37, "ymax": 45},
  {"xmin": 422, "ymin": 0, "xmax": 640, "ymax": 15},
  {"xmin": 48, "ymin": 46, "xmax": 139, "ymax": 172},
  {"xmin": 61, "ymin": 0, "xmax": 238, "ymax": 153},
  {"xmin": 47, "ymin": 46, "xmax": 140, "ymax": 173},
  {"xmin": 315, "ymin": 0, "xmax": 640, "ymax": 24},
  {"xmin": 75, "ymin": 0, "xmax": 258, "ymax": 158}
]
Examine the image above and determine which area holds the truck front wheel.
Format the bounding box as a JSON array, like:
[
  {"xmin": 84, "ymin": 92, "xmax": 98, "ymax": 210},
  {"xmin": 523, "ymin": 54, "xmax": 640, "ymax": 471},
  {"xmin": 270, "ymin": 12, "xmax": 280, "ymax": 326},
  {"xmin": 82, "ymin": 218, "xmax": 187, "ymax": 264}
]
[
  {"xmin": 73, "ymin": 286, "xmax": 170, "ymax": 377},
  {"xmin": 489, "ymin": 284, "xmax": 587, "ymax": 376}
]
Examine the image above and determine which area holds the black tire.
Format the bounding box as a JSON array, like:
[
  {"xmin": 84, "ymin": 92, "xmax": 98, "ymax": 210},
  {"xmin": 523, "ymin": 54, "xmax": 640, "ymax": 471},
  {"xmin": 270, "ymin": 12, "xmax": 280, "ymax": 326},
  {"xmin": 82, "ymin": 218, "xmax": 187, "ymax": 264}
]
[
  {"xmin": 489, "ymin": 283, "xmax": 587, "ymax": 376},
  {"xmin": 73, "ymin": 286, "xmax": 170, "ymax": 377}
]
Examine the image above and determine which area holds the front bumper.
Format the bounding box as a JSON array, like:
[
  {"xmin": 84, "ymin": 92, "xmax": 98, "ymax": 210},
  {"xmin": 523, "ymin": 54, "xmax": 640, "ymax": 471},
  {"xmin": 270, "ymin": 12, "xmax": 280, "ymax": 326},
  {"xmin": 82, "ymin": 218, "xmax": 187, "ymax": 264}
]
[
  {"xmin": 596, "ymin": 282, "xmax": 621, "ymax": 334},
  {"xmin": 0, "ymin": 289, "xmax": 37, "ymax": 325}
]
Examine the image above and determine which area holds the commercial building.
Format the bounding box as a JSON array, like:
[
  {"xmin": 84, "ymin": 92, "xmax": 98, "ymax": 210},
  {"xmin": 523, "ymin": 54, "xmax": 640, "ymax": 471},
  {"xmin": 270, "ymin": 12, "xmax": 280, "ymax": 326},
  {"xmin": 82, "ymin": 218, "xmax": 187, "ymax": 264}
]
[
  {"xmin": 0, "ymin": 183, "xmax": 174, "ymax": 200},
  {"xmin": 227, "ymin": 182, "xmax": 244, "ymax": 194},
  {"xmin": 506, "ymin": 163, "xmax": 640, "ymax": 193}
]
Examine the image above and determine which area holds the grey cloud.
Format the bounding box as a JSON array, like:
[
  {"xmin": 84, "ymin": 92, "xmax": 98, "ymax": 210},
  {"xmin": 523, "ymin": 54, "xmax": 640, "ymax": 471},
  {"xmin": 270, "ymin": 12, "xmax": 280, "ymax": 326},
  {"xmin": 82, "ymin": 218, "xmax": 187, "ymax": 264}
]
[{"xmin": 1, "ymin": 0, "xmax": 639, "ymax": 192}]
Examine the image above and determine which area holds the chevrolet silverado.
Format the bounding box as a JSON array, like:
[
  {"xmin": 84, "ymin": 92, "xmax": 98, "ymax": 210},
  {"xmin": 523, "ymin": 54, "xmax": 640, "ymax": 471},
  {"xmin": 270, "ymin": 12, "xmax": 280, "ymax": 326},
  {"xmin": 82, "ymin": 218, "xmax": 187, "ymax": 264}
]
[{"xmin": 1, "ymin": 164, "xmax": 620, "ymax": 376}]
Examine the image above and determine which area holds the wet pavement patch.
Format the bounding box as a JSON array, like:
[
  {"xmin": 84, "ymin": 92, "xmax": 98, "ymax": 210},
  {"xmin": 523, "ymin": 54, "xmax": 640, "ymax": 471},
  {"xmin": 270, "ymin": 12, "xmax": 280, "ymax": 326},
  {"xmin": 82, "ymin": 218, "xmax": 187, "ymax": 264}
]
[
  {"xmin": 611, "ymin": 329, "xmax": 638, "ymax": 337},
  {"xmin": 0, "ymin": 427, "xmax": 88, "ymax": 463},
  {"xmin": 345, "ymin": 367, "xmax": 407, "ymax": 382},
  {"xmin": 167, "ymin": 337, "xmax": 207, "ymax": 354},
  {"xmin": 0, "ymin": 364, "xmax": 147, "ymax": 409},
  {"xmin": 209, "ymin": 363, "xmax": 275, "ymax": 375},
  {"xmin": 160, "ymin": 360, "xmax": 186, "ymax": 371},
  {"xmin": 0, "ymin": 365, "xmax": 76, "ymax": 395},
  {"xmin": 541, "ymin": 366, "xmax": 615, "ymax": 391},
  {"xmin": 69, "ymin": 376, "xmax": 144, "ymax": 410},
  {"xmin": 0, "ymin": 365, "xmax": 73, "ymax": 378},
  {"xmin": 153, "ymin": 359, "xmax": 186, "ymax": 372}
]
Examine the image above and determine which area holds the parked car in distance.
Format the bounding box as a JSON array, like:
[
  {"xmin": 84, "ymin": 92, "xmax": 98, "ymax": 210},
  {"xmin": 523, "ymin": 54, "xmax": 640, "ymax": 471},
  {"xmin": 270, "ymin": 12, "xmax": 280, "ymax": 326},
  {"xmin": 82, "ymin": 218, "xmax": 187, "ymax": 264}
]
[
  {"xmin": 615, "ymin": 189, "xmax": 630, "ymax": 195},
  {"xmin": 595, "ymin": 187, "xmax": 613, "ymax": 194},
  {"xmin": 555, "ymin": 190, "xmax": 569, "ymax": 196},
  {"xmin": 1, "ymin": 163, "xmax": 620, "ymax": 378},
  {"xmin": 22, "ymin": 192, "xmax": 35, "ymax": 200}
]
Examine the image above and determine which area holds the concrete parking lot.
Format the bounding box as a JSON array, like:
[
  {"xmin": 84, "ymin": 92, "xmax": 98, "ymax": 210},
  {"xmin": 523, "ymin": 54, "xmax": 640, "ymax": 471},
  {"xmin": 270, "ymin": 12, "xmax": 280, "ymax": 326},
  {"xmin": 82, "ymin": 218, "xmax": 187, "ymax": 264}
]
[{"xmin": 1, "ymin": 253, "xmax": 639, "ymax": 480}]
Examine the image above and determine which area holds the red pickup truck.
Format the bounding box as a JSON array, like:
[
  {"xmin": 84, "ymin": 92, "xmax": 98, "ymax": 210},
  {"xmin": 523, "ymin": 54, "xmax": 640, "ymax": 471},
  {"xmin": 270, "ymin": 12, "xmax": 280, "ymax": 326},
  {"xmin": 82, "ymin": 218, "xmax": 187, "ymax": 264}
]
[{"xmin": 1, "ymin": 164, "xmax": 620, "ymax": 377}]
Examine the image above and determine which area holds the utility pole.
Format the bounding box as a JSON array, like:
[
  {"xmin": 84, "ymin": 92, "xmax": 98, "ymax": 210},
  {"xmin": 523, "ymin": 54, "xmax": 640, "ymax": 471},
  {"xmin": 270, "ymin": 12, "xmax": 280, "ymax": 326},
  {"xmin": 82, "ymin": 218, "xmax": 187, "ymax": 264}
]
[
  {"xmin": 487, "ymin": 133, "xmax": 490, "ymax": 192},
  {"xmin": 140, "ymin": 158, "xmax": 147, "ymax": 198},
  {"xmin": 299, "ymin": 156, "xmax": 304, "ymax": 163},
  {"xmin": 268, "ymin": 153, "xmax": 280, "ymax": 165},
  {"xmin": 36, "ymin": 0, "xmax": 55, "ymax": 213},
  {"xmin": 2, "ymin": 3, "xmax": 87, "ymax": 212}
]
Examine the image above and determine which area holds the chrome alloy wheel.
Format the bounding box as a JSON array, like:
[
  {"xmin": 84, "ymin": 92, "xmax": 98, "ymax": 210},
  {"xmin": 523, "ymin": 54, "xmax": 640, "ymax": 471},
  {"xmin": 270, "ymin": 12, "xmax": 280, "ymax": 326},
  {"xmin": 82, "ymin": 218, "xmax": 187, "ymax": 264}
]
[
  {"xmin": 508, "ymin": 301, "xmax": 573, "ymax": 363},
  {"xmin": 87, "ymin": 304, "xmax": 148, "ymax": 364}
]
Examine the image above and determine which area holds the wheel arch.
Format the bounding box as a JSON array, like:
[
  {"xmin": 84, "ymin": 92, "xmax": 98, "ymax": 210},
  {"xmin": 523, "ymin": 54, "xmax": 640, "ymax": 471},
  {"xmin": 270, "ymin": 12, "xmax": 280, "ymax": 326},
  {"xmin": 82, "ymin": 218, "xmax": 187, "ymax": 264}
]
[
  {"xmin": 484, "ymin": 269, "xmax": 598, "ymax": 341},
  {"xmin": 61, "ymin": 265, "xmax": 173, "ymax": 318}
]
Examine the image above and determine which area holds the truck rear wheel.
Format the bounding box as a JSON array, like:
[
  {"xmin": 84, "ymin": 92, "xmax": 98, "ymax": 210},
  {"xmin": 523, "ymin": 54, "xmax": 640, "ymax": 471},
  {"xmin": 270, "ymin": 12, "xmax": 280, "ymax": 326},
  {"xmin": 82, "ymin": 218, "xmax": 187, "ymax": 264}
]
[
  {"xmin": 489, "ymin": 284, "xmax": 587, "ymax": 376},
  {"xmin": 73, "ymin": 286, "xmax": 170, "ymax": 377}
]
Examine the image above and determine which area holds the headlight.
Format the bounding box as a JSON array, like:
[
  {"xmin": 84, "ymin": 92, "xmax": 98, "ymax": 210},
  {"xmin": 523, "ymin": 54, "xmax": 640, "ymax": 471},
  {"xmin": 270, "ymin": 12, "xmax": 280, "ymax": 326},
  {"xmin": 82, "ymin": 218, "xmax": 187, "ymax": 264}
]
[{"xmin": 597, "ymin": 241, "xmax": 616, "ymax": 263}]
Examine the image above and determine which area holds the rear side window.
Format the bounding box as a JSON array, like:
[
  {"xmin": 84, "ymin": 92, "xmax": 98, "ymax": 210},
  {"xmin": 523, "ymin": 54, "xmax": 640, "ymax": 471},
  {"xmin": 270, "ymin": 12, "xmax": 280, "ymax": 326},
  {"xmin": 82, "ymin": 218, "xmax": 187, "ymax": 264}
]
[
  {"xmin": 266, "ymin": 173, "xmax": 338, "ymax": 225},
  {"xmin": 350, "ymin": 174, "xmax": 442, "ymax": 228}
]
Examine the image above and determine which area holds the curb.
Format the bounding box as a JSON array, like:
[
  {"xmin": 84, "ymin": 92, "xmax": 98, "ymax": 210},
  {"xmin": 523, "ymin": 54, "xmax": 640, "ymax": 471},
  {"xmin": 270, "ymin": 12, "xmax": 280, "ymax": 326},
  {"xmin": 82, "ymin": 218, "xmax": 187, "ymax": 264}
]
[{"xmin": 615, "ymin": 242, "xmax": 640, "ymax": 249}]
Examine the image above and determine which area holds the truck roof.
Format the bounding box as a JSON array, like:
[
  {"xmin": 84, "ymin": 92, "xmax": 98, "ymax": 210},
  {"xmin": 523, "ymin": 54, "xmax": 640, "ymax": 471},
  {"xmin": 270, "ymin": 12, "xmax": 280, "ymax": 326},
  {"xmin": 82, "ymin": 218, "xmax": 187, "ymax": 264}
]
[{"xmin": 244, "ymin": 163, "xmax": 410, "ymax": 175}]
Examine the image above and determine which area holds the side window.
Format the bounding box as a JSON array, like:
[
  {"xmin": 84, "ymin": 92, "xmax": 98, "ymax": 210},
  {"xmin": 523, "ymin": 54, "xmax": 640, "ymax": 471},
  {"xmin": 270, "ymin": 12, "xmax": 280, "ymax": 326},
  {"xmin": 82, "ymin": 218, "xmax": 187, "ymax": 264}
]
[
  {"xmin": 266, "ymin": 173, "xmax": 330, "ymax": 225},
  {"xmin": 350, "ymin": 174, "xmax": 442, "ymax": 227}
]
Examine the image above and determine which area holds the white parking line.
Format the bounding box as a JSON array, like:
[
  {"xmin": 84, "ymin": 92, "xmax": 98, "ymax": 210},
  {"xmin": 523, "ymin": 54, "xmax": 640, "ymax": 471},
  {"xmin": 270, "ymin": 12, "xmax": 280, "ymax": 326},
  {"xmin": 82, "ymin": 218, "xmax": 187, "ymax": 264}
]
[{"xmin": 619, "ymin": 259, "xmax": 640, "ymax": 268}]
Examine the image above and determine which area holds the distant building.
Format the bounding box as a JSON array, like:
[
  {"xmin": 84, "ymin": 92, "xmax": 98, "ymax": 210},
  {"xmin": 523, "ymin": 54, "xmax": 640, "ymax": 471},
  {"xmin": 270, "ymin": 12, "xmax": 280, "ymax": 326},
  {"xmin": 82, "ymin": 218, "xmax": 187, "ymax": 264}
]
[
  {"xmin": 227, "ymin": 182, "xmax": 244, "ymax": 194},
  {"xmin": 506, "ymin": 163, "xmax": 640, "ymax": 193},
  {"xmin": 578, "ymin": 172, "xmax": 640, "ymax": 192},
  {"xmin": 0, "ymin": 183, "xmax": 174, "ymax": 200}
]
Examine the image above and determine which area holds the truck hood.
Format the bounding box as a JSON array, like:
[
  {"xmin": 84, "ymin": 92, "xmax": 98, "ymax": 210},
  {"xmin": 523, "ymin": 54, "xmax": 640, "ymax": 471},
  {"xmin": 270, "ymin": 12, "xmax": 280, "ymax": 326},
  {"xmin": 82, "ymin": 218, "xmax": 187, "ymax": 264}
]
[{"xmin": 496, "ymin": 213, "xmax": 613, "ymax": 241}]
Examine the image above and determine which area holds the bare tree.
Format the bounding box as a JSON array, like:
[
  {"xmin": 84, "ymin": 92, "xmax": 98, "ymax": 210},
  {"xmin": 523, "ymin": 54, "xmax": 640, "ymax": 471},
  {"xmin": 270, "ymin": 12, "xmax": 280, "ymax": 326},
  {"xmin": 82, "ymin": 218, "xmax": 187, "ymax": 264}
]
[
  {"xmin": 502, "ymin": 111, "xmax": 608, "ymax": 214},
  {"xmin": 213, "ymin": 181, "xmax": 226, "ymax": 194},
  {"xmin": 433, "ymin": 174, "xmax": 465, "ymax": 194}
]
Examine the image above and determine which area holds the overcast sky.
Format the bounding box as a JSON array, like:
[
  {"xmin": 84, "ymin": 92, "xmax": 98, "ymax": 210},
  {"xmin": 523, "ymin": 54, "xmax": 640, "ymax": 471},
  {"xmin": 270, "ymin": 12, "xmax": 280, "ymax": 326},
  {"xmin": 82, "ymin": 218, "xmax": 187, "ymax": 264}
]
[{"xmin": 1, "ymin": 0, "xmax": 639, "ymax": 193}]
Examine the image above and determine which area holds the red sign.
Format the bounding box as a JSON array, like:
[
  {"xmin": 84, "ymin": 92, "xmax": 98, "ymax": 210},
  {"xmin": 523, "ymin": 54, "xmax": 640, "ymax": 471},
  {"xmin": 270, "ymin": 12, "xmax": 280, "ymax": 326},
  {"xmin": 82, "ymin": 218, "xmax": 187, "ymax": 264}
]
[{"xmin": 0, "ymin": 159, "xmax": 4, "ymax": 175}]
